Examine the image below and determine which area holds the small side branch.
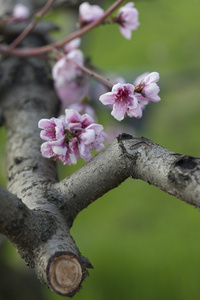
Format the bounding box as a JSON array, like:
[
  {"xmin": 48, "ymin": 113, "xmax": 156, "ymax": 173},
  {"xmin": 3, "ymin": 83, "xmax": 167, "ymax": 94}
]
[
  {"xmin": 0, "ymin": 0, "xmax": 125, "ymax": 56},
  {"xmin": 54, "ymin": 135, "xmax": 200, "ymax": 222},
  {"xmin": 8, "ymin": 0, "xmax": 56, "ymax": 51}
]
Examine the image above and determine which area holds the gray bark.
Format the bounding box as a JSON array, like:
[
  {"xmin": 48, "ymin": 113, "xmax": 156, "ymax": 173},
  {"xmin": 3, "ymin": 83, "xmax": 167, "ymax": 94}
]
[
  {"xmin": 50, "ymin": 135, "xmax": 200, "ymax": 223},
  {"xmin": 0, "ymin": 52, "xmax": 89, "ymax": 296}
]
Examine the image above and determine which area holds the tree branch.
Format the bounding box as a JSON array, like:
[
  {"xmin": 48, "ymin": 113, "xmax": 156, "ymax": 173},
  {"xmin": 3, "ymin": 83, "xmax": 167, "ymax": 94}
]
[
  {"xmin": 0, "ymin": 40, "xmax": 90, "ymax": 297},
  {"xmin": 51, "ymin": 134, "xmax": 200, "ymax": 223},
  {"xmin": 49, "ymin": 139, "xmax": 129, "ymax": 221},
  {"xmin": 0, "ymin": 0, "xmax": 125, "ymax": 56},
  {"xmin": 121, "ymin": 136, "xmax": 200, "ymax": 207}
]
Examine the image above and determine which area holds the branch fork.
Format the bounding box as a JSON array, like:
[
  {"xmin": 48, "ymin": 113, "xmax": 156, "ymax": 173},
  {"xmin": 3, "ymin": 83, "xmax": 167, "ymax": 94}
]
[{"xmin": 0, "ymin": 0, "xmax": 200, "ymax": 297}]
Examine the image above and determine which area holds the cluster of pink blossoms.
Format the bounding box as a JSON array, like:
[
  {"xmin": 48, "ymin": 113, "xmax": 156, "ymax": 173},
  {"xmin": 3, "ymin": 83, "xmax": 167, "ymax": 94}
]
[
  {"xmin": 99, "ymin": 72, "xmax": 160, "ymax": 121},
  {"xmin": 79, "ymin": 2, "xmax": 139, "ymax": 39},
  {"xmin": 38, "ymin": 2, "xmax": 161, "ymax": 166},
  {"xmin": 38, "ymin": 109, "xmax": 106, "ymax": 165},
  {"xmin": 52, "ymin": 39, "xmax": 88, "ymax": 109}
]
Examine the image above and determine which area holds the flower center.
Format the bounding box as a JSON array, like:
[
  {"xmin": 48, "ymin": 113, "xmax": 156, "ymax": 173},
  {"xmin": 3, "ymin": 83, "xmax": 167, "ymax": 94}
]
[
  {"xmin": 116, "ymin": 88, "xmax": 131, "ymax": 103},
  {"xmin": 64, "ymin": 129, "xmax": 73, "ymax": 142},
  {"xmin": 134, "ymin": 82, "xmax": 145, "ymax": 93}
]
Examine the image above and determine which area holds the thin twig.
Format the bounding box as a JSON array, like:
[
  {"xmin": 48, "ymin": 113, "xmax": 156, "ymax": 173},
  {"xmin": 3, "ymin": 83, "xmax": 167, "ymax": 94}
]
[
  {"xmin": 7, "ymin": 0, "xmax": 56, "ymax": 51},
  {"xmin": 1, "ymin": 0, "xmax": 125, "ymax": 57},
  {"xmin": 67, "ymin": 57, "xmax": 114, "ymax": 88}
]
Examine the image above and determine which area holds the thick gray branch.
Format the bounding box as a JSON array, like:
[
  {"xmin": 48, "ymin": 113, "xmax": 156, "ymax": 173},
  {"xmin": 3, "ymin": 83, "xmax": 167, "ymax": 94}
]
[
  {"xmin": 122, "ymin": 136, "xmax": 200, "ymax": 206},
  {"xmin": 52, "ymin": 135, "xmax": 200, "ymax": 221},
  {"xmin": 0, "ymin": 13, "xmax": 89, "ymax": 294},
  {"xmin": 0, "ymin": 53, "xmax": 89, "ymax": 295}
]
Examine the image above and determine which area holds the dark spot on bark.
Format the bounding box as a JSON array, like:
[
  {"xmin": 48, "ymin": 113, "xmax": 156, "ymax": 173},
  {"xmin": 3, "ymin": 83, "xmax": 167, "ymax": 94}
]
[
  {"xmin": 168, "ymin": 156, "xmax": 197, "ymax": 188},
  {"xmin": 32, "ymin": 163, "xmax": 38, "ymax": 171},
  {"xmin": 117, "ymin": 133, "xmax": 133, "ymax": 142},
  {"xmin": 21, "ymin": 186, "xmax": 32, "ymax": 194},
  {"xmin": 14, "ymin": 157, "xmax": 23, "ymax": 164},
  {"xmin": 175, "ymin": 156, "xmax": 197, "ymax": 170},
  {"xmin": 18, "ymin": 202, "xmax": 25, "ymax": 210},
  {"xmin": 7, "ymin": 174, "xmax": 14, "ymax": 181}
]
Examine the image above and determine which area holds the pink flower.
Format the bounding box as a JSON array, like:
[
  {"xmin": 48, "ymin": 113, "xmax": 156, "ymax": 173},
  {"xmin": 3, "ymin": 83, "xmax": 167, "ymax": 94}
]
[
  {"xmin": 52, "ymin": 50, "xmax": 88, "ymax": 108},
  {"xmin": 39, "ymin": 117, "xmax": 65, "ymax": 143},
  {"xmin": 99, "ymin": 83, "xmax": 142, "ymax": 121},
  {"xmin": 134, "ymin": 72, "xmax": 160, "ymax": 105},
  {"xmin": 68, "ymin": 103, "xmax": 97, "ymax": 120},
  {"xmin": 79, "ymin": 2, "xmax": 104, "ymax": 27},
  {"xmin": 64, "ymin": 38, "xmax": 81, "ymax": 53},
  {"xmin": 12, "ymin": 4, "xmax": 30, "ymax": 21},
  {"xmin": 116, "ymin": 2, "xmax": 139, "ymax": 40},
  {"xmin": 79, "ymin": 124, "xmax": 106, "ymax": 161},
  {"xmin": 65, "ymin": 109, "xmax": 94, "ymax": 131},
  {"xmin": 38, "ymin": 117, "xmax": 75, "ymax": 164},
  {"xmin": 65, "ymin": 109, "xmax": 106, "ymax": 161},
  {"xmin": 41, "ymin": 142, "xmax": 78, "ymax": 166},
  {"xmin": 53, "ymin": 50, "xmax": 84, "ymax": 84},
  {"xmin": 89, "ymin": 74, "xmax": 126, "ymax": 103},
  {"xmin": 38, "ymin": 110, "xmax": 106, "ymax": 165}
]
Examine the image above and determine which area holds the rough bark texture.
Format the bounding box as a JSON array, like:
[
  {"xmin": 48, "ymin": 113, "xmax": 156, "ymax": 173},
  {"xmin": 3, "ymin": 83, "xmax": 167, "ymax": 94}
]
[
  {"xmin": 0, "ymin": 0, "xmax": 200, "ymax": 297},
  {"xmin": 120, "ymin": 136, "xmax": 200, "ymax": 207},
  {"xmin": 0, "ymin": 45, "xmax": 89, "ymax": 296}
]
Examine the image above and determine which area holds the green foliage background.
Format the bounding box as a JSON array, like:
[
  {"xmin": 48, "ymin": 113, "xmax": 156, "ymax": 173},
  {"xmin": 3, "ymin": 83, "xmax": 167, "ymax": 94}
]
[{"xmin": 1, "ymin": 0, "xmax": 200, "ymax": 299}]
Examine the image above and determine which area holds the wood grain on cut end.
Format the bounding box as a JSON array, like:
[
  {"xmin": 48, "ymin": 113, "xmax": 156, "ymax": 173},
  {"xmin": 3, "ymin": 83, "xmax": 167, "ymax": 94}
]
[{"xmin": 47, "ymin": 253, "xmax": 83, "ymax": 296}]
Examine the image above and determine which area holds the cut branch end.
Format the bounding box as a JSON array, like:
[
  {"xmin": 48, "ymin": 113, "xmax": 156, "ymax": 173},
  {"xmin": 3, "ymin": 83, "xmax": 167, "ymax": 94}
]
[{"xmin": 47, "ymin": 252, "xmax": 83, "ymax": 297}]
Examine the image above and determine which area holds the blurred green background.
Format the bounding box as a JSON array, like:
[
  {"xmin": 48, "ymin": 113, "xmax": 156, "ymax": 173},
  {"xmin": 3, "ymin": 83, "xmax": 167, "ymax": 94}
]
[{"xmin": 1, "ymin": 0, "xmax": 200, "ymax": 299}]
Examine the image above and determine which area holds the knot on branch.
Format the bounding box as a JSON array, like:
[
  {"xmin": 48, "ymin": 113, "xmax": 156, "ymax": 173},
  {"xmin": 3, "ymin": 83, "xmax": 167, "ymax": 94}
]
[
  {"xmin": 168, "ymin": 156, "xmax": 200, "ymax": 188},
  {"xmin": 175, "ymin": 156, "xmax": 198, "ymax": 171}
]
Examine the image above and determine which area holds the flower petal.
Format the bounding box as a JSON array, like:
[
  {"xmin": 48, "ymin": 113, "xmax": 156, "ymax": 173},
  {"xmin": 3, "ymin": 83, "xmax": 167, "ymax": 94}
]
[
  {"xmin": 99, "ymin": 92, "xmax": 115, "ymax": 105},
  {"xmin": 111, "ymin": 102, "xmax": 127, "ymax": 121},
  {"xmin": 80, "ymin": 129, "xmax": 95, "ymax": 145},
  {"xmin": 127, "ymin": 102, "xmax": 143, "ymax": 119}
]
